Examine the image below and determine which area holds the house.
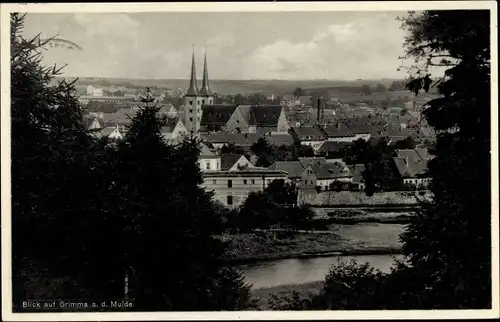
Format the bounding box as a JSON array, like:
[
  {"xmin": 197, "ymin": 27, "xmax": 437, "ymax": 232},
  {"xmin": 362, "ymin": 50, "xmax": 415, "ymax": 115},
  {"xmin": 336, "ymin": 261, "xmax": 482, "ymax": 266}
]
[
  {"xmin": 342, "ymin": 120, "xmax": 371, "ymax": 141},
  {"xmin": 201, "ymin": 169, "xmax": 288, "ymax": 207},
  {"xmin": 161, "ymin": 118, "xmax": 187, "ymax": 144},
  {"xmin": 268, "ymin": 161, "xmax": 304, "ymax": 180},
  {"xmin": 286, "ymin": 111, "xmax": 315, "ymax": 127},
  {"xmin": 201, "ymin": 132, "xmax": 261, "ymax": 150},
  {"xmin": 315, "ymin": 141, "xmax": 350, "ymax": 158},
  {"xmin": 268, "ymin": 161, "xmax": 317, "ymax": 189},
  {"xmin": 266, "ymin": 133, "xmax": 297, "ymax": 147},
  {"xmin": 95, "ymin": 125, "xmax": 124, "ymax": 140},
  {"xmin": 281, "ymin": 95, "xmax": 300, "ymax": 107},
  {"xmin": 198, "ymin": 143, "xmax": 221, "ymax": 172},
  {"xmin": 221, "ymin": 154, "xmax": 254, "ymax": 171},
  {"xmin": 199, "ymin": 105, "xmax": 238, "ymax": 133},
  {"xmin": 299, "ymin": 95, "xmax": 312, "ymax": 107},
  {"xmin": 159, "ymin": 104, "xmax": 178, "ymax": 118},
  {"xmin": 348, "ymin": 164, "xmax": 366, "ymax": 191},
  {"xmin": 101, "ymin": 108, "xmax": 138, "ymax": 127},
  {"xmin": 290, "ymin": 125, "xmax": 327, "ymax": 149},
  {"xmin": 87, "ymin": 117, "xmax": 102, "ymax": 130},
  {"xmin": 392, "ymin": 148, "xmax": 432, "ymax": 188},
  {"xmin": 298, "ymin": 157, "xmax": 352, "ymax": 190},
  {"xmin": 226, "ymin": 105, "xmax": 290, "ymax": 134},
  {"xmin": 320, "ymin": 122, "xmax": 357, "ymax": 142}
]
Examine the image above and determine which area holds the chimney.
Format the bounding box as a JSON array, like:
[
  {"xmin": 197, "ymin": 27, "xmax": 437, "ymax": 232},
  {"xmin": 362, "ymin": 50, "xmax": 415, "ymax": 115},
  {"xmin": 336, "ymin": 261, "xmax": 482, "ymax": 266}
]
[{"xmin": 317, "ymin": 97, "xmax": 321, "ymax": 122}]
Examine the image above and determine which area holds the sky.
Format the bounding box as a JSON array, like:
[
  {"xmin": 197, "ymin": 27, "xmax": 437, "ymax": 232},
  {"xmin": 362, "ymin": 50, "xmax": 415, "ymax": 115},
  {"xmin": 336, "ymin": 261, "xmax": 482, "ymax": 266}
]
[{"xmin": 23, "ymin": 11, "xmax": 412, "ymax": 80}]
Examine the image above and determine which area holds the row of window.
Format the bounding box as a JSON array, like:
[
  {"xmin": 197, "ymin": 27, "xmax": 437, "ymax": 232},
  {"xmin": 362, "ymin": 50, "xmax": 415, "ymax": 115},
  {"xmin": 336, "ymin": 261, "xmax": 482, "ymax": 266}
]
[
  {"xmin": 212, "ymin": 179, "xmax": 257, "ymax": 187},
  {"xmin": 189, "ymin": 99, "xmax": 212, "ymax": 105},
  {"xmin": 205, "ymin": 162, "xmax": 220, "ymax": 170}
]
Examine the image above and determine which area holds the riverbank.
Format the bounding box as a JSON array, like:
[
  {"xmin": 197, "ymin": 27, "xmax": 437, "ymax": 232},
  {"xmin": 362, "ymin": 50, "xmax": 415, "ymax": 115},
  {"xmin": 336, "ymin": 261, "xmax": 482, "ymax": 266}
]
[
  {"xmin": 251, "ymin": 281, "xmax": 324, "ymax": 310},
  {"xmin": 222, "ymin": 223, "xmax": 404, "ymax": 264}
]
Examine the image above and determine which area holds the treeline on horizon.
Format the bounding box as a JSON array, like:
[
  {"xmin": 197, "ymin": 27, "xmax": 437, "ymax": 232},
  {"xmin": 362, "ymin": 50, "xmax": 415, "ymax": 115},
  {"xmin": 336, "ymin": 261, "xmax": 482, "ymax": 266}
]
[{"xmin": 54, "ymin": 75, "xmax": 422, "ymax": 96}]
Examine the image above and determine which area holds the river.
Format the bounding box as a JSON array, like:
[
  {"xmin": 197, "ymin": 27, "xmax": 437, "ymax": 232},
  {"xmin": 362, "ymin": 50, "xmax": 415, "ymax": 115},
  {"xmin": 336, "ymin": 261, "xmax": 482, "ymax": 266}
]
[{"xmin": 238, "ymin": 253, "xmax": 403, "ymax": 289}]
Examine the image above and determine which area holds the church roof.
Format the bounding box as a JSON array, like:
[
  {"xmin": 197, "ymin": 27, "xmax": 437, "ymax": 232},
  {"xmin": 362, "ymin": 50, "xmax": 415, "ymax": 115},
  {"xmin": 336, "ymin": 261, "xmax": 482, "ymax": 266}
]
[
  {"xmin": 199, "ymin": 49, "xmax": 212, "ymax": 96},
  {"xmin": 186, "ymin": 49, "xmax": 198, "ymax": 96}
]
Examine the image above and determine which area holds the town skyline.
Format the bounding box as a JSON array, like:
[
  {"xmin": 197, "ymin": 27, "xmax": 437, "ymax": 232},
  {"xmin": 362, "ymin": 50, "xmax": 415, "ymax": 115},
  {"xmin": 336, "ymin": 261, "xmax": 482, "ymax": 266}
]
[{"xmin": 24, "ymin": 11, "xmax": 416, "ymax": 81}]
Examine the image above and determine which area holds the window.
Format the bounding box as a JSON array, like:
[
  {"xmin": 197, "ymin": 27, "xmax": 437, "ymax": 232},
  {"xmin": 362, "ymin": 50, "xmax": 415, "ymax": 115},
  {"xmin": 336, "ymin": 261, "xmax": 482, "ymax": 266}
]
[
  {"xmin": 251, "ymin": 179, "xmax": 255, "ymax": 184},
  {"xmin": 243, "ymin": 179, "xmax": 247, "ymax": 184},
  {"xmin": 212, "ymin": 180, "xmax": 217, "ymax": 184},
  {"xmin": 227, "ymin": 195, "xmax": 233, "ymax": 205},
  {"xmin": 189, "ymin": 117, "xmax": 193, "ymax": 122},
  {"xmin": 227, "ymin": 180, "xmax": 232, "ymax": 188},
  {"xmin": 202, "ymin": 100, "xmax": 205, "ymax": 105},
  {"xmin": 216, "ymin": 161, "xmax": 220, "ymax": 170},
  {"xmin": 189, "ymin": 101, "xmax": 193, "ymax": 105},
  {"xmin": 206, "ymin": 162, "xmax": 210, "ymax": 170},
  {"xmin": 189, "ymin": 109, "xmax": 193, "ymax": 113}
]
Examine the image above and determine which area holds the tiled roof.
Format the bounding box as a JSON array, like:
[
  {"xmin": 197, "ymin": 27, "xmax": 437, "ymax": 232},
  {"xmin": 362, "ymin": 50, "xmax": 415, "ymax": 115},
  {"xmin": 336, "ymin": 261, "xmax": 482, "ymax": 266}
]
[
  {"xmin": 321, "ymin": 122, "xmax": 356, "ymax": 138},
  {"xmin": 291, "ymin": 126, "xmax": 326, "ymax": 141},
  {"xmin": 311, "ymin": 161, "xmax": 352, "ymax": 180},
  {"xmin": 161, "ymin": 118, "xmax": 180, "ymax": 133},
  {"xmin": 200, "ymin": 143, "xmax": 217, "ymax": 156},
  {"xmin": 393, "ymin": 148, "xmax": 432, "ymax": 178},
  {"xmin": 317, "ymin": 141, "xmax": 350, "ymax": 153},
  {"xmin": 298, "ymin": 157, "xmax": 327, "ymax": 168},
  {"xmin": 200, "ymin": 105, "xmax": 237, "ymax": 126},
  {"xmin": 267, "ymin": 133, "xmax": 296, "ymax": 146},
  {"xmin": 221, "ymin": 154, "xmax": 245, "ymax": 171},
  {"xmin": 248, "ymin": 105, "xmax": 282, "ymax": 127},
  {"xmin": 201, "ymin": 132, "xmax": 261, "ymax": 146},
  {"xmin": 268, "ymin": 161, "xmax": 304, "ymax": 177},
  {"xmin": 202, "ymin": 169, "xmax": 288, "ymax": 178}
]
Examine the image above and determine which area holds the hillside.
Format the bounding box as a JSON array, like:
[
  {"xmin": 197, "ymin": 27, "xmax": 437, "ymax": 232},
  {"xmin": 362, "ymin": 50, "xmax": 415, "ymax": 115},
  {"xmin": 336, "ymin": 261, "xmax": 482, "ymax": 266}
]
[{"xmin": 54, "ymin": 76, "xmax": 409, "ymax": 96}]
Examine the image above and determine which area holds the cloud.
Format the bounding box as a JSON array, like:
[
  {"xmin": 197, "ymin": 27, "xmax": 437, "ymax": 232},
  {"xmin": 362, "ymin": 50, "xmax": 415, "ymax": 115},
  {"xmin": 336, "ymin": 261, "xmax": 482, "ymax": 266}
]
[
  {"xmin": 73, "ymin": 13, "xmax": 140, "ymax": 39},
  {"xmin": 243, "ymin": 16, "xmax": 406, "ymax": 80}
]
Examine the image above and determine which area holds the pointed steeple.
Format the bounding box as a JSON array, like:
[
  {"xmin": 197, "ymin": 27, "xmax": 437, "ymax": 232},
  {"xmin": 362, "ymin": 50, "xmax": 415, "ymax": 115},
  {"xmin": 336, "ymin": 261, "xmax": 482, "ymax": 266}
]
[
  {"xmin": 186, "ymin": 45, "xmax": 198, "ymax": 96},
  {"xmin": 199, "ymin": 46, "xmax": 212, "ymax": 96}
]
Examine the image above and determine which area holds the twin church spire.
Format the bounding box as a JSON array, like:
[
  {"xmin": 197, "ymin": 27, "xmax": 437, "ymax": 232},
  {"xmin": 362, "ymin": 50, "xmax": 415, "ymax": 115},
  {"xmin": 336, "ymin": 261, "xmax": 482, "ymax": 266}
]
[{"xmin": 186, "ymin": 46, "xmax": 212, "ymax": 97}]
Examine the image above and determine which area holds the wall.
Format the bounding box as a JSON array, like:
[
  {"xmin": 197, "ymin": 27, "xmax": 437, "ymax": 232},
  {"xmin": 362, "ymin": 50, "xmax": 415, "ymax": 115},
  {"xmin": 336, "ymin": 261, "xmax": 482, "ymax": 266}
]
[
  {"xmin": 199, "ymin": 157, "xmax": 221, "ymax": 171},
  {"xmin": 298, "ymin": 190, "xmax": 433, "ymax": 206},
  {"xmin": 327, "ymin": 136, "xmax": 357, "ymax": 143},
  {"xmin": 202, "ymin": 175, "xmax": 287, "ymax": 208},
  {"xmin": 277, "ymin": 108, "xmax": 291, "ymax": 133}
]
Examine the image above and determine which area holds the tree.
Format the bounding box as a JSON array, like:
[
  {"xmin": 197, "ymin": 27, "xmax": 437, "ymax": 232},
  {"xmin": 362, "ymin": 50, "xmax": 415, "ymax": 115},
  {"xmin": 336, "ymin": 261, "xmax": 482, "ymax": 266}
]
[
  {"xmin": 269, "ymin": 260, "xmax": 386, "ymax": 310},
  {"xmin": 360, "ymin": 84, "xmax": 372, "ymax": 95},
  {"xmin": 398, "ymin": 10, "xmax": 491, "ymax": 309},
  {"xmin": 375, "ymin": 83, "xmax": 387, "ymax": 93},
  {"xmin": 10, "ymin": 13, "xmax": 255, "ymax": 311},
  {"xmin": 392, "ymin": 136, "xmax": 416, "ymax": 150},
  {"xmin": 293, "ymin": 87, "xmax": 304, "ymax": 97},
  {"xmin": 115, "ymin": 98, "xmax": 254, "ymax": 310},
  {"xmin": 11, "ymin": 13, "xmax": 123, "ymax": 306},
  {"xmin": 233, "ymin": 94, "xmax": 247, "ymax": 106}
]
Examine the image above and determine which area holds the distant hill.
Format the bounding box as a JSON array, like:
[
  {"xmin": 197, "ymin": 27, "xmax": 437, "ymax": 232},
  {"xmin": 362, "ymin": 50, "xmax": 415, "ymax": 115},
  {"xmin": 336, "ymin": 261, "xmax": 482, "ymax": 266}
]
[{"xmin": 53, "ymin": 76, "xmax": 408, "ymax": 96}]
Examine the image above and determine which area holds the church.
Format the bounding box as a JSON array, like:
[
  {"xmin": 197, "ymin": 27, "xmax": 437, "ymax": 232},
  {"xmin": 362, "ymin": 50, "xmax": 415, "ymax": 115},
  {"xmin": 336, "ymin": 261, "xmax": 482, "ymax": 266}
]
[
  {"xmin": 183, "ymin": 49, "xmax": 214, "ymax": 136},
  {"xmin": 182, "ymin": 49, "xmax": 290, "ymax": 136}
]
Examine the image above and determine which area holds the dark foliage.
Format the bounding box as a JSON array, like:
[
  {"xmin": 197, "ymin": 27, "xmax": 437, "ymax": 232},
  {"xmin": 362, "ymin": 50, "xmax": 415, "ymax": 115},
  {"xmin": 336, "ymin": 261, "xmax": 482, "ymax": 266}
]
[{"xmin": 11, "ymin": 13, "xmax": 254, "ymax": 311}]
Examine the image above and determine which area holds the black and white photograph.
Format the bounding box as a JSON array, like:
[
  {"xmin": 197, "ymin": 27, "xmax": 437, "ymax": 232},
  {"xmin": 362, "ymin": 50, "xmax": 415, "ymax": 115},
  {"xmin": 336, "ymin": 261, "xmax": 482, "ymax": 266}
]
[{"xmin": 1, "ymin": 1, "xmax": 498, "ymax": 320}]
